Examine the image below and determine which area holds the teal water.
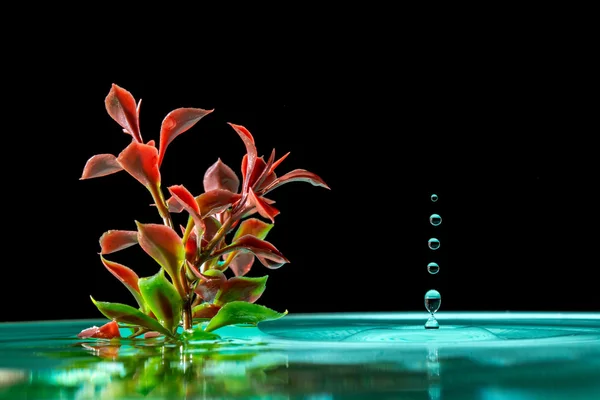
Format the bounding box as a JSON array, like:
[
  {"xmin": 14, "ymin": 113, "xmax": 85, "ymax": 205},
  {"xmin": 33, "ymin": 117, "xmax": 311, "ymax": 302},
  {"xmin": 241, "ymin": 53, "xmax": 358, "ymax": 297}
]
[{"xmin": 1, "ymin": 312, "xmax": 599, "ymax": 399}]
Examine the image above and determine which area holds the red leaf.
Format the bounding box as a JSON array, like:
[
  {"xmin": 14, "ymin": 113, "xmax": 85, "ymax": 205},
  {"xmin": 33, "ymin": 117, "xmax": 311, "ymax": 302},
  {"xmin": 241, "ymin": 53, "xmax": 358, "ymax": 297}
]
[
  {"xmin": 229, "ymin": 123, "xmax": 257, "ymax": 210},
  {"xmin": 203, "ymin": 158, "xmax": 240, "ymax": 193},
  {"xmin": 264, "ymin": 169, "xmax": 330, "ymax": 193},
  {"xmin": 248, "ymin": 156, "xmax": 267, "ymax": 189},
  {"xmin": 99, "ymin": 230, "xmax": 138, "ymax": 254},
  {"xmin": 167, "ymin": 196, "xmax": 184, "ymax": 213},
  {"xmin": 117, "ymin": 142, "xmax": 161, "ymax": 189},
  {"xmin": 80, "ymin": 154, "xmax": 123, "ymax": 180},
  {"xmin": 168, "ymin": 185, "xmax": 205, "ymax": 240},
  {"xmin": 200, "ymin": 216, "xmax": 221, "ymax": 248},
  {"xmin": 100, "ymin": 256, "xmax": 141, "ymax": 295},
  {"xmin": 168, "ymin": 185, "xmax": 200, "ymax": 214},
  {"xmin": 184, "ymin": 230, "xmax": 198, "ymax": 262},
  {"xmin": 214, "ymin": 276, "xmax": 267, "ymax": 305},
  {"xmin": 196, "ymin": 189, "xmax": 241, "ymax": 217},
  {"xmin": 248, "ymin": 190, "xmax": 280, "ymax": 222},
  {"xmin": 135, "ymin": 222, "xmax": 185, "ymax": 284},
  {"xmin": 158, "ymin": 108, "xmax": 213, "ymax": 167},
  {"xmin": 192, "ymin": 303, "xmax": 221, "ymax": 319},
  {"xmin": 77, "ymin": 320, "xmax": 121, "ymax": 339},
  {"xmin": 269, "ymin": 151, "xmax": 290, "ymax": 174},
  {"xmin": 194, "ymin": 269, "xmax": 226, "ymax": 303},
  {"xmin": 105, "ymin": 84, "xmax": 142, "ymax": 143},
  {"xmin": 256, "ymin": 255, "xmax": 287, "ymax": 269},
  {"xmin": 228, "ymin": 252, "xmax": 255, "ymax": 277},
  {"xmin": 216, "ymin": 235, "xmax": 288, "ymax": 266}
]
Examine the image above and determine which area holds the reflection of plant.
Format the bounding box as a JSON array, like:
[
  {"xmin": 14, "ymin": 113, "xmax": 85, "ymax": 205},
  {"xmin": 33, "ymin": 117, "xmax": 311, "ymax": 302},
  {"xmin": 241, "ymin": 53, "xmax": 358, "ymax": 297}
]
[
  {"xmin": 3, "ymin": 340, "xmax": 288, "ymax": 399},
  {"xmin": 79, "ymin": 85, "xmax": 329, "ymax": 340}
]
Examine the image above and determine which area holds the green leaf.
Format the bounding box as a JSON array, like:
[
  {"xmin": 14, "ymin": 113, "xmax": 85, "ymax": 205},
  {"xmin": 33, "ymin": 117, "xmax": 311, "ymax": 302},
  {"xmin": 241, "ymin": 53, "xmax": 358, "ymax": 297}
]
[
  {"xmin": 90, "ymin": 297, "xmax": 172, "ymax": 337},
  {"xmin": 205, "ymin": 301, "xmax": 287, "ymax": 332},
  {"xmin": 139, "ymin": 271, "xmax": 183, "ymax": 333},
  {"xmin": 214, "ymin": 276, "xmax": 268, "ymax": 306},
  {"xmin": 180, "ymin": 328, "xmax": 221, "ymax": 341}
]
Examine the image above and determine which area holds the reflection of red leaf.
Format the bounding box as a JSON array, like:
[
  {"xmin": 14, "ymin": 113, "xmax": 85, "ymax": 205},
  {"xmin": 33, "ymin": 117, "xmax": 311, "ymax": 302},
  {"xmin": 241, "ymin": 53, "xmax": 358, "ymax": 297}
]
[
  {"xmin": 105, "ymin": 84, "xmax": 142, "ymax": 143},
  {"xmin": 77, "ymin": 320, "xmax": 121, "ymax": 339},
  {"xmin": 81, "ymin": 154, "xmax": 123, "ymax": 180},
  {"xmin": 204, "ymin": 158, "xmax": 240, "ymax": 193},
  {"xmin": 99, "ymin": 230, "xmax": 138, "ymax": 254},
  {"xmin": 158, "ymin": 108, "xmax": 213, "ymax": 166},
  {"xmin": 117, "ymin": 142, "xmax": 160, "ymax": 189}
]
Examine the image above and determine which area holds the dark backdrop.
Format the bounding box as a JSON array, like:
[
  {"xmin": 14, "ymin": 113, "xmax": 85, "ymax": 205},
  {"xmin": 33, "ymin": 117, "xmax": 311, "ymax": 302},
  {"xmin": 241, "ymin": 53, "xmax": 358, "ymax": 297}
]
[{"xmin": 2, "ymin": 32, "xmax": 597, "ymax": 322}]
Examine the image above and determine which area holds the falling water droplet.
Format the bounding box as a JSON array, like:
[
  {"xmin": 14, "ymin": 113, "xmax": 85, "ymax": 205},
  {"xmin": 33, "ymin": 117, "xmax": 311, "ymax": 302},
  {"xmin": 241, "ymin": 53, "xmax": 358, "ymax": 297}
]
[
  {"xmin": 431, "ymin": 194, "xmax": 438, "ymax": 202},
  {"xmin": 429, "ymin": 214, "xmax": 442, "ymax": 226},
  {"xmin": 428, "ymin": 238, "xmax": 440, "ymax": 250},
  {"xmin": 427, "ymin": 262, "xmax": 440, "ymax": 274},
  {"xmin": 424, "ymin": 289, "xmax": 441, "ymax": 329},
  {"xmin": 424, "ymin": 290, "xmax": 441, "ymax": 313}
]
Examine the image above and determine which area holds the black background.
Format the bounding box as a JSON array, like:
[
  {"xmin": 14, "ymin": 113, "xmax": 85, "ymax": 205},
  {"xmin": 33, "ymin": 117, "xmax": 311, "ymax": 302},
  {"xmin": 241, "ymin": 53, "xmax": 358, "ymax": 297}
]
[{"xmin": 2, "ymin": 23, "xmax": 597, "ymax": 322}]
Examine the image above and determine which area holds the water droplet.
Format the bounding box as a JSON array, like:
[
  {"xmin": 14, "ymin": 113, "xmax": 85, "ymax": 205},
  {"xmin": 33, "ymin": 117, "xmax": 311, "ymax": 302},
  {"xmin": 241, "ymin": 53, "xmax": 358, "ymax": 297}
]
[
  {"xmin": 424, "ymin": 290, "xmax": 441, "ymax": 314},
  {"xmin": 428, "ymin": 238, "xmax": 440, "ymax": 250},
  {"xmin": 427, "ymin": 262, "xmax": 440, "ymax": 274},
  {"xmin": 431, "ymin": 194, "xmax": 438, "ymax": 202},
  {"xmin": 429, "ymin": 214, "xmax": 442, "ymax": 226}
]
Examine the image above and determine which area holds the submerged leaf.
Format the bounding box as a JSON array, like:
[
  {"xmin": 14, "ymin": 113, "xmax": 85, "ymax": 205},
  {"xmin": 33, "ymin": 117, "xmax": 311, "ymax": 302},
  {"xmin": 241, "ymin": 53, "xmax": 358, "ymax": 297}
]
[
  {"xmin": 99, "ymin": 230, "xmax": 138, "ymax": 254},
  {"xmin": 91, "ymin": 297, "xmax": 171, "ymax": 336},
  {"xmin": 158, "ymin": 107, "xmax": 213, "ymax": 166},
  {"xmin": 205, "ymin": 301, "xmax": 287, "ymax": 332},
  {"xmin": 80, "ymin": 154, "xmax": 123, "ymax": 180},
  {"xmin": 214, "ymin": 276, "xmax": 268, "ymax": 306},
  {"xmin": 139, "ymin": 271, "xmax": 182, "ymax": 333},
  {"xmin": 203, "ymin": 158, "xmax": 240, "ymax": 193},
  {"xmin": 135, "ymin": 222, "xmax": 185, "ymax": 284},
  {"xmin": 117, "ymin": 142, "xmax": 161, "ymax": 189},
  {"xmin": 77, "ymin": 320, "xmax": 121, "ymax": 339},
  {"xmin": 105, "ymin": 84, "xmax": 142, "ymax": 143}
]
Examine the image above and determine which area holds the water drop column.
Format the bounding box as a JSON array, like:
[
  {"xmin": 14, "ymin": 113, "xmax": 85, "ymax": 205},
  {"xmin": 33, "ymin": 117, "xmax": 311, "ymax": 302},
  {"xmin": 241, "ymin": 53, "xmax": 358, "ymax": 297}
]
[{"xmin": 425, "ymin": 194, "xmax": 442, "ymax": 329}]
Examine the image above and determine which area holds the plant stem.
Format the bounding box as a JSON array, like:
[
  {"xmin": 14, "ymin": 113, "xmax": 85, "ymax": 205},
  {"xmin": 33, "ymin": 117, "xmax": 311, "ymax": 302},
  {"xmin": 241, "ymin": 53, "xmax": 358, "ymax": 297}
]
[
  {"xmin": 150, "ymin": 184, "xmax": 173, "ymax": 229},
  {"xmin": 182, "ymin": 298, "xmax": 193, "ymax": 331}
]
